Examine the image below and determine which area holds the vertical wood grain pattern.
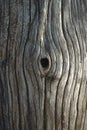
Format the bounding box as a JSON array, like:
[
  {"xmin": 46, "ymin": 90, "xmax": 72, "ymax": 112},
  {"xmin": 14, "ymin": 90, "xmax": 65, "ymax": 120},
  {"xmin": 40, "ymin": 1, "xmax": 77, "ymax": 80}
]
[{"xmin": 0, "ymin": 0, "xmax": 87, "ymax": 130}]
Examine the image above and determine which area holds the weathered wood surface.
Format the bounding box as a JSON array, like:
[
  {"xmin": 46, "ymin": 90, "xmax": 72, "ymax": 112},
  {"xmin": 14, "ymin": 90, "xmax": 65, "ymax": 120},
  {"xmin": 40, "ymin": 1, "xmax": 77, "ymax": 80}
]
[{"xmin": 0, "ymin": 0, "xmax": 87, "ymax": 130}]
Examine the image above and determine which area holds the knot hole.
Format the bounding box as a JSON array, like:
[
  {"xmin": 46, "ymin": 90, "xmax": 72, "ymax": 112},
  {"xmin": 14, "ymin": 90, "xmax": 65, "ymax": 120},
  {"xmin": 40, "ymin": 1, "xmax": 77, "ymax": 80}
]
[{"xmin": 40, "ymin": 57, "xmax": 49, "ymax": 69}]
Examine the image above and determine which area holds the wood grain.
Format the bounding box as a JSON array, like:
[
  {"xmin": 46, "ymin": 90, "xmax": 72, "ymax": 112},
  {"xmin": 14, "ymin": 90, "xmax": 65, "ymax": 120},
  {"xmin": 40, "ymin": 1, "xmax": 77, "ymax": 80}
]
[{"xmin": 0, "ymin": 0, "xmax": 87, "ymax": 130}]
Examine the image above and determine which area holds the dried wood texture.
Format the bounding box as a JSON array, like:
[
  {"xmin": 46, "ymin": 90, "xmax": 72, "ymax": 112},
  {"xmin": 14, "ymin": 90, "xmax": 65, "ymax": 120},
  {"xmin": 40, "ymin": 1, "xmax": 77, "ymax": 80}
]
[{"xmin": 0, "ymin": 0, "xmax": 87, "ymax": 130}]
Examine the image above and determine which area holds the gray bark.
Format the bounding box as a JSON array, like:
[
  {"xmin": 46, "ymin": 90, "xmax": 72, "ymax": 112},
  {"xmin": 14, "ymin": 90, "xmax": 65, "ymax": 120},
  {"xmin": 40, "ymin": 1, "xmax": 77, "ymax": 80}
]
[{"xmin": 0, "ymin": 0, "xmax": 87, "ymax": 130}]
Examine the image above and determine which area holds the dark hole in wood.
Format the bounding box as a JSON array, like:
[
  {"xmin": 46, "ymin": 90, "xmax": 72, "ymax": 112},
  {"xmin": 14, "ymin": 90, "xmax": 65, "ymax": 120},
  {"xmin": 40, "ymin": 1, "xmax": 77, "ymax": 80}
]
[{"xmin": 40, "ymin": 57, "xmax": 49, "ymax": 69}]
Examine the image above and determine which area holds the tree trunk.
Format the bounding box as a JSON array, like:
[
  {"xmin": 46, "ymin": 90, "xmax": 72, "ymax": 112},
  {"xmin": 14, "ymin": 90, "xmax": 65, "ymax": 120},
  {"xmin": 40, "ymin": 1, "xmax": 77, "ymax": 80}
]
[{"xmin": 0, "ymin": 0, "xmax": 87, "ymax": 130}]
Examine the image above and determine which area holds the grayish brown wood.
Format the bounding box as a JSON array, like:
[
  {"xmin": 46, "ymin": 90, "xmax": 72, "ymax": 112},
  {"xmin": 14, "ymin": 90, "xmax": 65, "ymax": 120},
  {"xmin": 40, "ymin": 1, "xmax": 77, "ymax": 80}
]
[{"xmin": 0, "ymin": 0, "xmax": 87, "ymax": 130}]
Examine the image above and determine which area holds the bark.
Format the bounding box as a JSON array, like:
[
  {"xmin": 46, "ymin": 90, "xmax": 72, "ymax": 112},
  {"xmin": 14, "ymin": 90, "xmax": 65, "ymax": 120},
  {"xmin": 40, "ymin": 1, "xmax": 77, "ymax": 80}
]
[{"xmin": 0, "ymin": 0, "xmax": 87, "ymax": 130}]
